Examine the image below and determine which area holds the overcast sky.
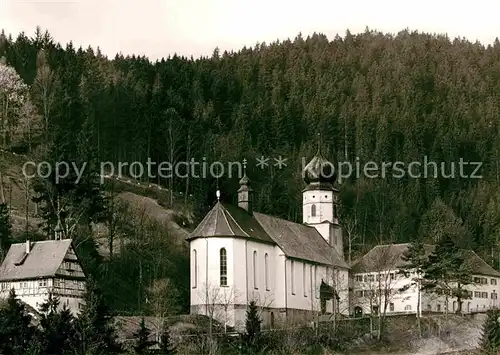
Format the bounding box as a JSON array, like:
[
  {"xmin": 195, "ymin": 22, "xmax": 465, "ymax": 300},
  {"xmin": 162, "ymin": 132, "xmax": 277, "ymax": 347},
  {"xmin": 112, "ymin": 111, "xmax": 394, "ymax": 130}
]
[{"xmin": 1, "ymin": 0, "xmax": 500, "ymax": 61}]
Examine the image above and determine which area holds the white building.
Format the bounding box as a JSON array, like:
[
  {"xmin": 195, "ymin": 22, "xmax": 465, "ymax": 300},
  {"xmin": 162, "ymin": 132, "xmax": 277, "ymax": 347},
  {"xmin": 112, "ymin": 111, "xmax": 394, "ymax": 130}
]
[
  {"xmin": 187, "ymin": 149, "xmax": 350, "ymax": 330},
  {"xmin": 351, "ymin": 243, "xmax": 500, "ymax": 317},
  {"xmin": 0, "ymin": 239, "xmax": 86, "ymax": 316}
]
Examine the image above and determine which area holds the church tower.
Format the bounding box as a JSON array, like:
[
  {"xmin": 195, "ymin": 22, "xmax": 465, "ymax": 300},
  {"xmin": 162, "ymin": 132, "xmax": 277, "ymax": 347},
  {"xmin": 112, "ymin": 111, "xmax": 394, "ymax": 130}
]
[
  {"xmin": 238, "ymin": 172, "xmax": 253, "ymax": 214},
  {"xmin": 302, "ymin": 135, "xmax": 343, "ymax": 259}
]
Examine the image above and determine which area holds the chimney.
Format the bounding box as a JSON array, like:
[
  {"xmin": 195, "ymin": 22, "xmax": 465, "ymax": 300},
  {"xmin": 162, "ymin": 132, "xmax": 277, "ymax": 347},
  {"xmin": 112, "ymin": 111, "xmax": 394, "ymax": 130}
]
[
  {"xmin": 25, "ymin": 240, "xmax": 30, "ymax": 254},
  {"xmin": 238, "ymin": 174, "xmax": 253, "ymax": 214}
]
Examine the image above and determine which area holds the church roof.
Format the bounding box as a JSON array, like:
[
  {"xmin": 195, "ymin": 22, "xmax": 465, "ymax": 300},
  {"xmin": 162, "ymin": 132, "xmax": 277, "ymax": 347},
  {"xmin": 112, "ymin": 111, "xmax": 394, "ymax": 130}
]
[
  {"xmin": 0, "ymin": 239, "xmax": 75, "ymax": 282},
  {"xmin": 187, "ymin": 202, "xmax": 349, "ymax": 268},
  {"xmin": 189, "ymin": 202, "xmax": 274, "ymax": 243},
  {"xmin": 351, "ymin": 243, "xmax": 500, "ymax": 277}
]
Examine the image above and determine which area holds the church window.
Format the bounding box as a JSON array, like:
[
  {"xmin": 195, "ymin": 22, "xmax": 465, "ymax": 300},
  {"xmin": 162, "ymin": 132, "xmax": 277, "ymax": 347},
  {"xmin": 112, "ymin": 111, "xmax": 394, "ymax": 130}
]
[
  {"xmin": 220, "ymin": 248, "xmax": 227, "ymax": 286},
  {"xmin": 291, "ymin": 260, "xmax": 295, "ymax": 295},
  {"xmin": 265, "ymin": 253, "xmax": 269, "ymax": 291},
  {"xmin": 311, "ymin": 204, "xmax": 316, "ymax": 217},
  {"xmin": 333, "ymin": 205, "xmax": 338, "ymax": 218},
  {"xmin": 253, "ymin": 251, "xmax": 258, "ymax": 289},
  {"xmin": 303, "ymin": 264, "xmax": 307, "ymax": 297},
  {"xmin": 192, "ymin": 249, "xmax": 197, "ymax": 288}
]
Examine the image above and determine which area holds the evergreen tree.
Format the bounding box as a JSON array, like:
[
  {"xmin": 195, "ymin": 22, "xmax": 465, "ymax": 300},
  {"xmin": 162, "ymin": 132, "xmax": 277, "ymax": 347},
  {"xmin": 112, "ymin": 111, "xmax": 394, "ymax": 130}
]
[
  {"xmin": 0, "ymin": 289, "xmax": 36, "ymax": 355},
  {"xmin": 481, "ymin": 308, "xmax": 500, "ymax": 354},
  {"xmin": 0, "ymin": 203, "xmax": 11, "ymax": 261},
  {"xmin": 159, "ymin": 321, "xmax": 174, "ymax": 354},
  {"xmin": 37, "ymin": 293, "xmax": 78, "ymax": 354},
  {"xmin": 76, "ymin": 276, "xmax": 120, "ymax": 354},
  {"xmin": 422, "ymin": 235, "xmax": 472, "ymax": 314},
  {"xmin": 244, "ymin": 300, "xmax": 262, "ymax": 347},
  {"xmin": 133, "ymin": 317, "xmax": 156, "ymax": 354},
  {"xmin": 160, "ymin": 321, "xmax": 175, "ymax": 355}
]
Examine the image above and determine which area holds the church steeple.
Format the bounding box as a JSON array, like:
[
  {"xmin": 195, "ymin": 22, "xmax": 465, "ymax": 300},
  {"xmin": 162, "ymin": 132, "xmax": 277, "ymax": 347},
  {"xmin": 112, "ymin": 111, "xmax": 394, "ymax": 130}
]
[
  {"xmin": 238, "ymin": 164, "xmax": 253, "ymax": 214},
  {"xmin": 301, "ymin": 135, "xmax": 343, "ymax": 260},
  {"xmin": 303, "ymin": 133, "xmax": 336, "ymax": 186}
]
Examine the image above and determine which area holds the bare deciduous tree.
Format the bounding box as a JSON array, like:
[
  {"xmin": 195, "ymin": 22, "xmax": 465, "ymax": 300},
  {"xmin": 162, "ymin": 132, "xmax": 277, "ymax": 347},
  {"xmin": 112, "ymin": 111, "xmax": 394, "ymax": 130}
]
[
  {"xmin": 0, "ymin": 59, "xmax": 29, "ymax": 149},
  {"xmin": 197, "ymin": 282, "xmax": 239, "ymax": 339},
  {"xmin": 32, "ymin": 49, "xmax": 58, "ymax": 135},
  {"xmin": 147, "ymin": 278, "xmax": 179, "ymax": 343},
  {"xmin": 352, "ymin": 246, "xmax": 403, "ymax": 341}
]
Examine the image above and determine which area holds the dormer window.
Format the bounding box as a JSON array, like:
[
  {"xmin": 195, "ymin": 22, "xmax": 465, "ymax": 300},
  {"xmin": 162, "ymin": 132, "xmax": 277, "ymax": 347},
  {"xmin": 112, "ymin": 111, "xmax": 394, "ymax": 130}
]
[{"xmin": 311, "ymin": 204, "xmax": 316, "ymax": 217}]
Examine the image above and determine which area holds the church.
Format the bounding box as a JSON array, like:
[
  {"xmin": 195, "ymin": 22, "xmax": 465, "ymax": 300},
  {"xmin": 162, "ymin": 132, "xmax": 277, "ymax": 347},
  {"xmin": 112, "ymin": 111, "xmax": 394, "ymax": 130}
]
[{"xmin": 187, "ymin": 148, "xmax": 350, "ymax": 330}]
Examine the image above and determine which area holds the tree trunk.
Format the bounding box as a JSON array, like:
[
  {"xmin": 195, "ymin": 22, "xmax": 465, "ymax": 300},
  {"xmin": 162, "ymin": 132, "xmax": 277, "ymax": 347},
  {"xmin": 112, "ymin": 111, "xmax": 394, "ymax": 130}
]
[
  {"xmin": 0, "ymin": 171, "xmax": 5, "ymax": 203},
  {"xmin": 185, "ymin": 132, "xmax": 191, "ymax": 205},
  {"xmin": 457, "ymin": 283, "xmax": 463, "ymax": 314},
  {"xmin": 348, "ymin": 234, "xmax": 352, "ymax": 264},
  {"xmin": 24, "ymin": 177, "xmax": 29, "ymax": 233},
  {"xmin": 417, "ymin": 279, "xmax": 421, "ymax": 337}
]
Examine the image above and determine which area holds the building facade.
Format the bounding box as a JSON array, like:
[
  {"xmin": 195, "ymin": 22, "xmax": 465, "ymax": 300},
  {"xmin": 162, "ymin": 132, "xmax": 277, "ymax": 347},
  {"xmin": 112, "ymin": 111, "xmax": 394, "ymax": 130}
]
[
  {"xmin": 188, "ymin": 149, "xmax": 350, "ymax": 330},
  {"xmin": 351, "ymin": 243, "xmax": 500, "ymax": 317},
  {"xmin": 0, "ymin": 239, "xmax": 86, "ymax": 316}
]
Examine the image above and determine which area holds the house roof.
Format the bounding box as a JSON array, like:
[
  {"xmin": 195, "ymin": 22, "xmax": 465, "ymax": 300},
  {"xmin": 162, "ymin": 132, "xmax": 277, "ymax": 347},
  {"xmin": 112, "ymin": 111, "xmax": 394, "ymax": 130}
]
[
  {"xmin": 187, "ymin": 201, "xmax": 348, "ymax": 268},
  {"xmin": 351, "ymin": 243, "xmax": 500, "ymax": 277},
  {"xmin": 0, "ymin": 239, "xmax": 74, "ymax": 282}
]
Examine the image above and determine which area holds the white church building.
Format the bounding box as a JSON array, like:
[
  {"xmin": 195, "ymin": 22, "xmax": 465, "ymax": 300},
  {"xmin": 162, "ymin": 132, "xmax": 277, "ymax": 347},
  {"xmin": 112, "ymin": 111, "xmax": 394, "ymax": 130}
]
[{"xmin": 187, "ymin": 149, "xmax": 350, "ymax": 329}]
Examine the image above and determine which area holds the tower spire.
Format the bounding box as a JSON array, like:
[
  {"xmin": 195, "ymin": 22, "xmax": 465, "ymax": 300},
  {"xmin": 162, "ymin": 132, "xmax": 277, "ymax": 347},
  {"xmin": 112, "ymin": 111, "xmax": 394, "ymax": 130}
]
[
  {"xmin": 317, "ymin": 132, "xmax": 321, "ymax": 155},
  {"xmin": 216, "ymin": 177, "xmax": 220, "ymax": 201}
]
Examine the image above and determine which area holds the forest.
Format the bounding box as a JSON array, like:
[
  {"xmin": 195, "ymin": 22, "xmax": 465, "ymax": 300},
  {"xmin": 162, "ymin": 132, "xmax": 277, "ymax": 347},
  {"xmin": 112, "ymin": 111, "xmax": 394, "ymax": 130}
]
[{"xmin": 1, "ymin": 26, "xmax": 500, "ymax": 317}]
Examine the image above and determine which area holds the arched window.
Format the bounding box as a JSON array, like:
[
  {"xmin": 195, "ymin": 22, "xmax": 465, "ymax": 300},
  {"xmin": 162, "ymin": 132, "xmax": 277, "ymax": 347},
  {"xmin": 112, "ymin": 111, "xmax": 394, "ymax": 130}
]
[
  {"xmin": 192, "ymin": 249, "xmax": 197, "ymax": 288},
  {"xmin": 265, "ymin": 253, "xmax": 269, "ymax": 291},
  {"xmin": 220, "ymin": 248, "xmax": 227, "ymax": 286},
  {"xmin": 253, "ymin": 250, "xmax": 258, "ymax": 289},
  {"xmin": 311, "ymin": 204, "xmax": 316, "ymax": 217},
  {"xmin": 291, "ymin": 260, "xmax": 295, "ymax": 295},
  {"xmin": 333, "ymin": 205, "xmax": 338, "ymax": 218}
]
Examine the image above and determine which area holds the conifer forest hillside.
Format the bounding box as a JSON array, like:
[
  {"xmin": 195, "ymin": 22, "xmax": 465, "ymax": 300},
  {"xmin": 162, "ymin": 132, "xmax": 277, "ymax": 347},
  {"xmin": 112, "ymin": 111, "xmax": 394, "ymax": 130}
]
[{"xmin": 1, "ymin": 27, "xmax": 500, "ymax": 315}]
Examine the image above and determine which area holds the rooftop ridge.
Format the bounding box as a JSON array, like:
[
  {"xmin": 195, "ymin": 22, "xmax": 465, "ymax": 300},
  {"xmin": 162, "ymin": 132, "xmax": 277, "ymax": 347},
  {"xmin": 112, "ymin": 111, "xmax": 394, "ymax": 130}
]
[
  {"xmin": 223, "ymin": 207, "xmax": 251, "ymax": 238},
  {"xmin": 10, "ymin": 239, "xmax": 72, "ymax": 245}
]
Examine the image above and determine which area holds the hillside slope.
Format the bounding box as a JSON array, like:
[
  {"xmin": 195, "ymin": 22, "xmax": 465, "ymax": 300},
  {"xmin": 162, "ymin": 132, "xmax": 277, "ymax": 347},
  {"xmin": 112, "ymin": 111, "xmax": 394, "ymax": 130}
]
[{"xmin": 0, "ymin": 149, "xmax": 193, "ymax": 253}]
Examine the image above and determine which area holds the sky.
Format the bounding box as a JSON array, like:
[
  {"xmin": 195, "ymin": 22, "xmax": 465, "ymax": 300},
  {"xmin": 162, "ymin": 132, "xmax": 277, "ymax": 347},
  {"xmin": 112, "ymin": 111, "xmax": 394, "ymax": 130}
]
[{"xmin": 1, "ymin": 0, "xmax": 500, "ymax": 61}]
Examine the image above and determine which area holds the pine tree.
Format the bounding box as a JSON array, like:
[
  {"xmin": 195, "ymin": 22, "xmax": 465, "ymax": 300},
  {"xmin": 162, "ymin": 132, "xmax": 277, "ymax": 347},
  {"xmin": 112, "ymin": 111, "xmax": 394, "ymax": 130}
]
[
  {"xmin": 422, "ymin": 234, "xmax": 472, "ymax": 314},
  {"xmin": 76, "ymin": 276, "xmax": 120, "ymax": 354},
  {"xmin": 0, "ymin": 203, "xmax": 11, "ymax": 261},
  {"xmin": 244, "ymin": 300, "xmax": 262, "ymax": 347},
  {"xmin": 0, "ymin": 289, "xmax": 36, "ymax": 355},
  {"xmin": 481, "ymin": 308, "xmax": 500, "ymax": 354},
  {"xmin": 133, "ymin": 317, "xmax": 156, "ymax": 354},
  {"xmin": 37, "ymin": 293, "xmax": 78, "ymax": 354}
]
